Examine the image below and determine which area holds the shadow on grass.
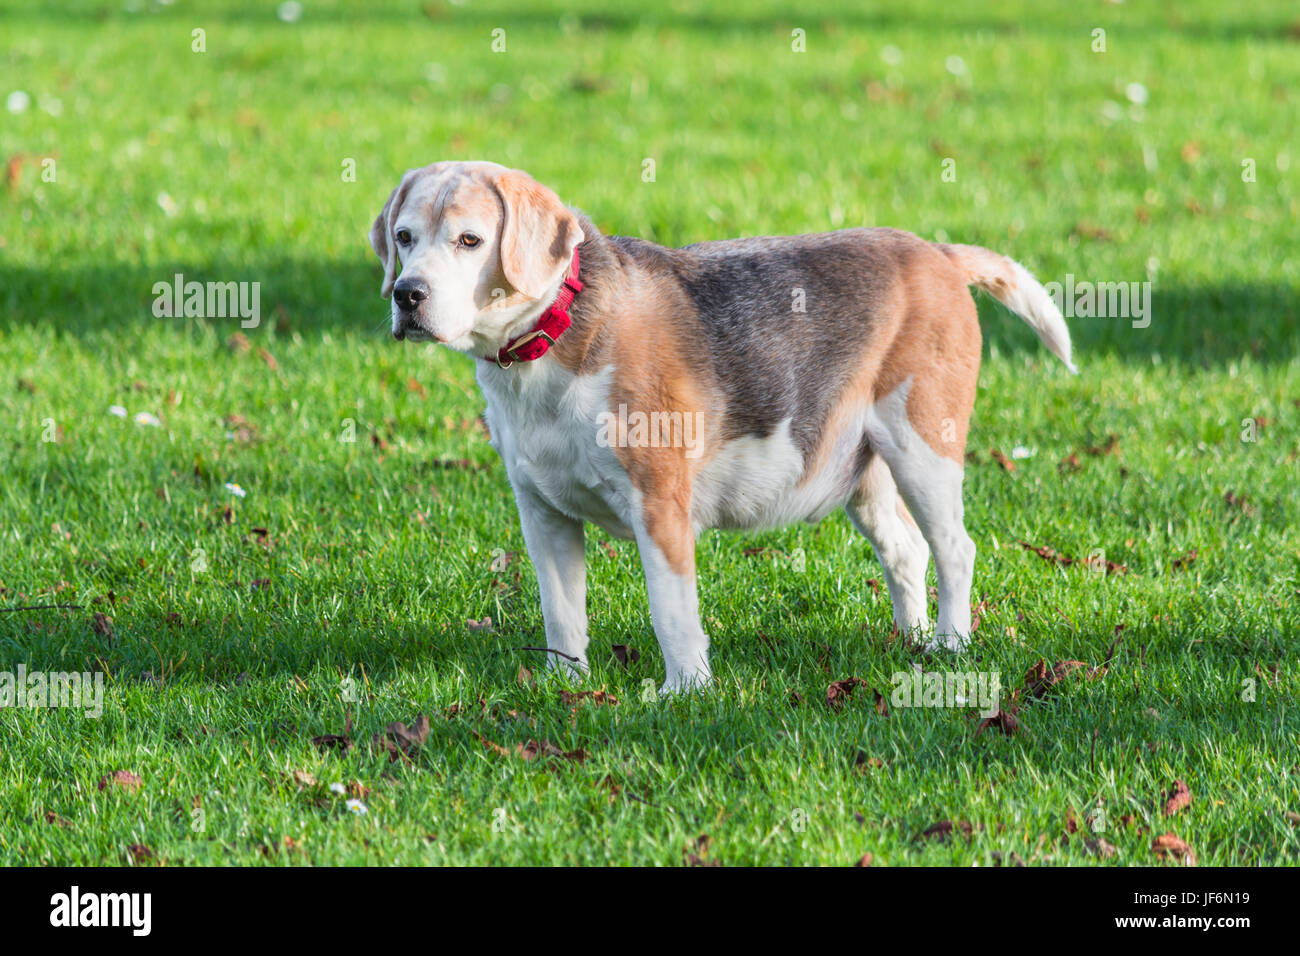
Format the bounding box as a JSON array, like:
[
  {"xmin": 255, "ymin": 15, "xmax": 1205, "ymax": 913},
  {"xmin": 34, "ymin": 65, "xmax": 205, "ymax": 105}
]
[{"xmin": 3, "ymin": 257, "xmax": 1297, "ymax": 368}]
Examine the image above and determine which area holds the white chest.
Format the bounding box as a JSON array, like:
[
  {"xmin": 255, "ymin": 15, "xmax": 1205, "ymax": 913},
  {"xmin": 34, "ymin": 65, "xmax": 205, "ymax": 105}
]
[{"xmin": 479, "ymin": 363, "xmax": 635, "ymax": 537}]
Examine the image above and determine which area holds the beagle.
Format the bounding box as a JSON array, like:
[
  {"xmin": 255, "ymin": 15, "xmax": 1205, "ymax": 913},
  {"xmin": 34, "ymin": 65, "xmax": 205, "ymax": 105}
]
[{"xmin": 370, "ymin": 161, "xmax": 1077, "ymax": 693}]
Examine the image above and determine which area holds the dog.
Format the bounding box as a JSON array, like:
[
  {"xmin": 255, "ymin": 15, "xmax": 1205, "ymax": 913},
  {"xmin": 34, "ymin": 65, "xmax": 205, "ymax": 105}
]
[{"xmin": 370, "ymin": 161, "xmax": 1076, "ymax": 693}]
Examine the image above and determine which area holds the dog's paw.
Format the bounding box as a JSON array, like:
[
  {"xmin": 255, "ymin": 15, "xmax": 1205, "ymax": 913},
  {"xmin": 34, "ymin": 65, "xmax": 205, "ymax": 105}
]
[
  {"xmin": 659, "ymin": 667, "xmax": 712, "ymax": 697},
  {"xmin": 545, "ymin": 652, "xmax": 589, "ymax": 678},
  {"xmin": 923, "ymin": 631, "xmax": 971, "ymax": 654}
]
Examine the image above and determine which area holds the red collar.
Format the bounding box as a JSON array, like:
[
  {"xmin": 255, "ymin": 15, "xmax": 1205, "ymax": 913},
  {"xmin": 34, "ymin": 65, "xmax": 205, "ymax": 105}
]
[{"xmin": 486, "ymin": 249, "xmax": 583, "ymax": 368}]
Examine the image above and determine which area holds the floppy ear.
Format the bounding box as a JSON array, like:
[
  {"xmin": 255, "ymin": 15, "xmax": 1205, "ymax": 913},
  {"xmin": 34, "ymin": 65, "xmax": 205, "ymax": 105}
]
[
  {"xmin": 493, "ymin": 168, "xmax": 583, "ymax": 300},
  {"xmin": 368, "ymin": 169, "xmax": 420, "ymax": 298}
]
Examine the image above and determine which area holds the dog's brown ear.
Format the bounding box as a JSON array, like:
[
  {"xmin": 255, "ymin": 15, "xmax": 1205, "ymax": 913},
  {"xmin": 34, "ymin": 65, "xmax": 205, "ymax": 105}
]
[
  {"xmin": 493, "ymin": 168, "xmax": 582, "ymax": 300},
  {"xmin": 369, "ymin": 169, "xmax": 421, "ymax": 298}
]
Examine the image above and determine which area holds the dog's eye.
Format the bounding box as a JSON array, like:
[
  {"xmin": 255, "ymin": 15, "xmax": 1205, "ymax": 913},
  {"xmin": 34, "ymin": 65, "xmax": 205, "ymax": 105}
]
[
  {"xmin": 458, "ymin": 232, "xmax": 481, "ymax": 248},
  {"xmin": 396, "ymin": 228, "xmax": 412, "ymax": 246}
]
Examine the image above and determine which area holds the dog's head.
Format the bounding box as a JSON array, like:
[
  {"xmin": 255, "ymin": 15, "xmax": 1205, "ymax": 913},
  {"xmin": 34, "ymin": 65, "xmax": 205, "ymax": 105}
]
[{"xmin": 369, "ymin": 161, "xmax": 582, "ymax": 353}]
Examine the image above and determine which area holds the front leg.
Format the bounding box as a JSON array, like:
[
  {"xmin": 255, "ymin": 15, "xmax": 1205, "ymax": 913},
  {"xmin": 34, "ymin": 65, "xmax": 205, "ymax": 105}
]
[
  {"xmin": 514, "ymin": 485, "xmax": 589, "ymax": 676},
  {"xmin": 632, "ymin": 496, "xmax": 710, "ymax": 694}
]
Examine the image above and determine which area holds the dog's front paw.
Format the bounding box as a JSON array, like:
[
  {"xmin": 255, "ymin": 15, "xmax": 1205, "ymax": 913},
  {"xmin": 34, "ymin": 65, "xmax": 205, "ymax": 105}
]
[
  {"xmin": 546, "ymin": 651, "xmax": 589, "ymax": 678},
  {"xmin": 659, "ymin": 666, "xmax": 712, "ymax": 697},
  {"xmin": 923, "ymin": 631, "xmax": 971, "ymax": 654}
]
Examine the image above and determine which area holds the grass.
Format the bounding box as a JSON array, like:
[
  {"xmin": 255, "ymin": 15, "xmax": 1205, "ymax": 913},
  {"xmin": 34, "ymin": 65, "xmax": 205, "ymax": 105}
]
[{"xmin": 1, "ymin": 0, "xmax": 1297, "ymax": 865}]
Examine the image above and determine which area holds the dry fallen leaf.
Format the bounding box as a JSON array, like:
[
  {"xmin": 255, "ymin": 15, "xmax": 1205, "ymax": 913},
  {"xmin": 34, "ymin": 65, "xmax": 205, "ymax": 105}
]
[
  {"xmin": 98, "ymin": 770, "xmax": 142, "ymax": 794},
  {"xmin": 372, "ymin": 715, "xmax": 431, "ymax": 763},
  {"xmin": 611, "ymin": 643, "xmax": 640, "ymax": 666},
  {"xmin": 684, "ymin": 834, "xmax": 718, "ymax": 867},
  {"xmin": 1151, "ymin": 832, "xmax": 1196, "ymax": 866},
  {"xmin": 919, "ymin": 820, "xmax": 976, "ymax": 842},
  {"xmin": 826, "ymin": 676, "xmax": 868, "ymax": 710},
  {"xmin": 1163, "ymin": 779, "xmax": 1192, "ymax": 816}
]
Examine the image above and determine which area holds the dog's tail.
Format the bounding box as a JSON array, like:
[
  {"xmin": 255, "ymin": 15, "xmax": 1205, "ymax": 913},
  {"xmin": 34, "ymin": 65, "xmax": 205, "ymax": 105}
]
[{"xmin": 938, "ymin": 243, "xmax": 1078, "ymax": 374}]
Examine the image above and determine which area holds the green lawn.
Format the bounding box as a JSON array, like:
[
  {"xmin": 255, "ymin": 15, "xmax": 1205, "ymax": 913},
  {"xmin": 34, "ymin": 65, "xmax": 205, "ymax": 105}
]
[{"xmin": 1, "ymin": 0, "xmax": 1297, "ymax": 865}]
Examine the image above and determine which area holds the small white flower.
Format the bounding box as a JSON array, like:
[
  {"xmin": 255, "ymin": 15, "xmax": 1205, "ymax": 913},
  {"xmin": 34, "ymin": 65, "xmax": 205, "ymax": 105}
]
[
  {"xmin": 879, "ymin": 44, "xmax": 903, "ymax": 66},
  {"xmin": 944, "ymin": 56, "xmax": 967, "ymax": 77},
  {"xmin": 277, "ymin": 1, "xmax": 303, "ymax": 22},
  {"xmin": 224, "ymin": 482, "xmax": 247, "ymax": 498},
  {"xmin": 6, "ymin": 90, "xmax": 30, "ymax": 114},
  {"xmin": 329, "ymin": 782, "xmax": 346, "ymax": 795},
  {"xmin": 133, "ymin": 412, "xmax": 161, "ymax": 427},
  {"xmin": 156, "ymin": 192, "xmax": 178, "ymax": 217},
  {"xmin": 108, "ymin": 404, "xmax": 128, "ymax": 418},
  {"xmin": 1010, "ymin": 445, "xmax": 1035, "ymax": 460},
  {"xmin": 345, "ymin": 798, "xmax": 368, "ymax": 815},
  {"xmin": 1125, "ymin": 82, "xmax": 1148, "ymax": 105}
]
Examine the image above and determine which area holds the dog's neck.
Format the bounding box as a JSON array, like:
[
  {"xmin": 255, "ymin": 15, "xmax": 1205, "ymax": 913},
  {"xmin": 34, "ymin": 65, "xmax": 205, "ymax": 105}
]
[{"xmin": 478, "ymin": 212, "xmax": 618, "ymax": 385}]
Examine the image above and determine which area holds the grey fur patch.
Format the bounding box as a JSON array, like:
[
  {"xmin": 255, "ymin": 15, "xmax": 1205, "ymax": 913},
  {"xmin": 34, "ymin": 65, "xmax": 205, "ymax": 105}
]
[{"xmin": 673, "ymin": 229, "xmax": 919, "ymax": 455}]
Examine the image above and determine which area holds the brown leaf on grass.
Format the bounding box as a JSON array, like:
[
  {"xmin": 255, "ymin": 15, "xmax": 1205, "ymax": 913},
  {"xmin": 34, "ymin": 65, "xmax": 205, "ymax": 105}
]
[
  {"xmin": 1086, "ymin": 837, "xmax": 1118, "ymax": 858},
  {"xmin": 558, "ymin": 689, "xmax": 619, "ymax": 707},
  {"xmin": 787, "ymin": 690, "xmax": 804, "ymax": 707},
  {"xmin": 1058, "ymin": 452, "xmax": 1082, "ymax": 474},
  {"xmin": 466, "ymin": 617, "xmax": 493, "ymax": 632},
  {"xmin": 43, "ymin": 810, "xmax": 72, "ymax": 828},
  {"xmin": 291, "ymin": 770, "xmax": 318, "ymax": 788},
  {"xmin": 98, "ymin": 770, "xmax": 142, "ymax": 794},
  {"xmin": 1084, "ymin": 434, "xmax": 1120, "ymax": 457},
  {"xmin": 430, "ymin": 457, "xmax": 485, "ymax": 471},
  {"xmin": 865, "ymin": 578, "xmax": 882, "ymax": 595},
  {"xmin": 312, "ymin": 715, "xmax": 354, "ymax": 755},
  {"xmin": 1163, "ymin": 779, "xmax": 1192, "ymax": 816},
  {"xmin": 1284, "ymin": 811, "xmax": 1300, "ymax": 827},
  {"xmin": 742, "ymin": 546, "xmax": 780, "ymax": 558},
  {"xmin": 405, "ymin": 376, "xmax": 428, "ymax": 399},
  {"xmin": 223, "ymin": 413, "xmax": 258, "ymax": 444},
  {"xmin": 1151, "ymin": 832, "xmax": 1196, "ymax": 865},
  {"xmin": 516, "ymin": 666, "xmax": 533, "ymax": 686},
  {"xmin": 989, "ymin": 448, "xmax": 1016, "ymax": 472},
  {"xmin": 91, "ymin": 611, "xmax": 115, "ymax": 640},
  {"xmin": 257, "ymin": 347, "xmax": 278, "ymax": 371},
  {"xmin": 854, "ymin": 750, "xmax": 885, "ymax": 774},
  {"xmin": 1071, "ymin": 221, "xmax": 1114, "ymax": 243},
  {"xmin": 1255, "ymin": 663, "xmax": 1278, "ymax": 687},
  {"xmin": 854, "ymin": 853, "xmax": 874, "ymax": 867},
  {"xmin": 473, "ymin": 731, "xmax": 586, "ymax": 764},
  {"xmin": 975, "ymin": 708, "xmax": 1020, "ymax": 737},
  {"xmin": 1022, "ymin": 659, "xmax": 1089, "ymax": 699},
  {"xmin": 226, "ymin": 332, "xmax": 251, "ymax": 353},
  {"xmin": 1224, "ymin": 491, "xmax": 1256, "ymax": 515},
  {"xmin": 250, "ymin": 577, "xmax": 270, "ymax": 591},
  {"xmin": 684, "ymin": 834, "xmax": 718, "ymax": 867},
  {"xmin": 127, "ymin": 844, "xmax": 155, "ymax": 864},
  {"xmin": 919, "ymin": 820, "xmax": 975, "ymax": 842},
  {"xmin": 826, "ymin": 676, "xmax": 868, "ymax": 710},
  {"xmin": 611, "ymin": 643, "xmax": 640, "ymax": 667},
  {"xmin": 517, "ymin": 738, "xmax": 588, "ymax": 763},
  {"xmin": 1170, "ymin": 549, "xmax": 1198, "ymax": 571},
  {"xmin": 372, "ymin": 715, "xmax": 431, "ymax": 763}
]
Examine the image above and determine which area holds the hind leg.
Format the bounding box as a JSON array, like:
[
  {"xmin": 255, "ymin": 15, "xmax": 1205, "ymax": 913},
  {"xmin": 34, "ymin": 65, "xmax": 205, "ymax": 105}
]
[
  {"xmin": 865, "ymin": 383, "xmax": 976, "ymax": 652},
  {"xmin": 844, "ymin": 455, "xmax": 931, "ymax": 635}
]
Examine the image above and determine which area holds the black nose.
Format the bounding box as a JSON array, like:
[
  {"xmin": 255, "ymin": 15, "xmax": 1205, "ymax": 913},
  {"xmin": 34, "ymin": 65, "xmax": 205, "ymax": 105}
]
[{"xmin": 393, "ymin": 277, "xmax": 430, "ymax": 311}]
